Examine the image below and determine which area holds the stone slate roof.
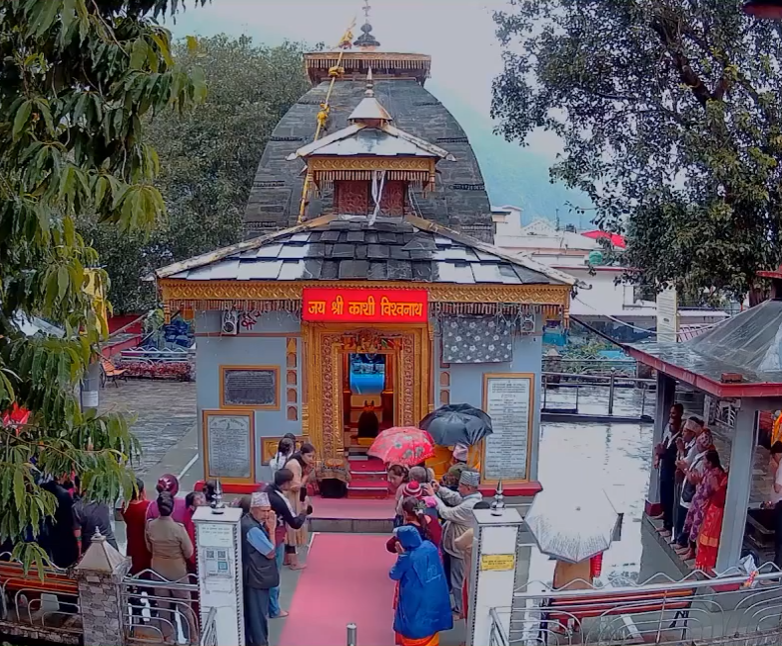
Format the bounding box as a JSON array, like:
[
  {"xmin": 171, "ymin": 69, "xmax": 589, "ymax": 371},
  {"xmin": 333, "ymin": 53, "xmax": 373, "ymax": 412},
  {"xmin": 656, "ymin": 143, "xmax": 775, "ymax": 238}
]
[
  {"xmin": 245, "ymin": 79, "xmax": 493, "ymax": 242},
  {"xmin": 158, "ymin": 215, "xmax": 574, "ymax": 286}
]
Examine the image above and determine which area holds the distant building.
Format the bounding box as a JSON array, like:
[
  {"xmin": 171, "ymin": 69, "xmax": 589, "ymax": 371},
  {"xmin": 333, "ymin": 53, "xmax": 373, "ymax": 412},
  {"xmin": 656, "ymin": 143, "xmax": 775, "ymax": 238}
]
[{"xmin": 492, "ymin": 207, "xmax": 729, "ymax": 341}]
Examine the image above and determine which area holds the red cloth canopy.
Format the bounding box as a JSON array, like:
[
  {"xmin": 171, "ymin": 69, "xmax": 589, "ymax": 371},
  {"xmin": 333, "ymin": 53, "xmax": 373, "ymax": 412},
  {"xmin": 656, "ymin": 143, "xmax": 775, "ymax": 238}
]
[{"xmin": 582, "ymin": 230, "xmax": 626, "ymax": 249}]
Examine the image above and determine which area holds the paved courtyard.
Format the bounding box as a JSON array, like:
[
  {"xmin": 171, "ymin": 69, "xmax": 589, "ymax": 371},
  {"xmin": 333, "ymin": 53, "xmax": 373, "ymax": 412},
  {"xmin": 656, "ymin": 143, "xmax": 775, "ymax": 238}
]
[{"xmin": 98, "ymin": 379, "xmax": 197, "ymax": 476}]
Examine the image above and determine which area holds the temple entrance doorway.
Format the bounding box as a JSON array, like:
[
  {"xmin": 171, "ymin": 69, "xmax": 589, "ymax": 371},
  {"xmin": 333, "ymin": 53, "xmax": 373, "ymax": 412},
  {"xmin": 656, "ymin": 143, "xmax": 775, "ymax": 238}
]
[
  {"xmin": 344, "ymin": 352, "xmax": 395, "ymax": 449},
  {"xmin": 303, "ymin": 323, "xmax": 430, "ymax": 461}
]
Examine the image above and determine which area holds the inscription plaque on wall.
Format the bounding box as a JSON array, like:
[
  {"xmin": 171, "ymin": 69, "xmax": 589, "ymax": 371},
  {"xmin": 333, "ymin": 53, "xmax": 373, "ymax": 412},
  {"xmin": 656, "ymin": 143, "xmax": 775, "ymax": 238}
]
[
  {"xmin": 482, "ymin": 374, "xmax": 534, "ymax": 483},
  {"xmin": 203, "ymin": 411, "xmax": 254, "ymax": 481},
  {"xmin": 220, "ymin": 366, "xmax": 279, "ymax": 409}
]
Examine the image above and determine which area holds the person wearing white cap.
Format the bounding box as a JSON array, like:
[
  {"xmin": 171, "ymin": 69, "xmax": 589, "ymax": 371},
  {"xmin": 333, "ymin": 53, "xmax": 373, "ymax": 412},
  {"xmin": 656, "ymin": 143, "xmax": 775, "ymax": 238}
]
[
  {"xmin": 424, "ymin": 468, "xmax": 482, "ymax": 617},
  {"xmin": 241, "ymin": 491, "xmax": 279, "ymax": 646}
]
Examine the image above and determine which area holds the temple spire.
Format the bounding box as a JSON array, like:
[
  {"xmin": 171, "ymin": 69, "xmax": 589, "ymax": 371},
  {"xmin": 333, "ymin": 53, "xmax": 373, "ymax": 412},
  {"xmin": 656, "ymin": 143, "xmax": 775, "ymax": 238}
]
[
  {"xmin": 348, "ymin": 67, "xmax": 392, "ymax": 124},
  {"xmin": 354, "ymin": 0, "xmax": 381, "ymax": 51}
]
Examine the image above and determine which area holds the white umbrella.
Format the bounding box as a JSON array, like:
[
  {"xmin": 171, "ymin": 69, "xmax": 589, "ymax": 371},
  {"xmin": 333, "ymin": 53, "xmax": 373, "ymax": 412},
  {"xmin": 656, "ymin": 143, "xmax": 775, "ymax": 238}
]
[{"xmin": 525, "ymin": 487, "xmax": 618, "ymax": 564}]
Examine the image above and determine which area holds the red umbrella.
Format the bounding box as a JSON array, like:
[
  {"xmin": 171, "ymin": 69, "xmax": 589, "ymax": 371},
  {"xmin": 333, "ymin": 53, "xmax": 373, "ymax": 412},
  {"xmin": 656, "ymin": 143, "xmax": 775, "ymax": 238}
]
[
  {"xmin": 2, "ymin": 403, "xmax": 30, "ymax": 432},
  {"xmin": 582, "ymin": 230, "xmax": 626, "ymax": 249},
  {"xmin": 369, "ymin": 427, "xmax": 435, "ymax": 466}
]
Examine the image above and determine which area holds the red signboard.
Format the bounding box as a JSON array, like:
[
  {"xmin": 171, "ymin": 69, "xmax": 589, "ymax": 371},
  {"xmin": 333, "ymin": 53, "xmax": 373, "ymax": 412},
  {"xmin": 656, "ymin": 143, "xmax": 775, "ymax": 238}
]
[{"xmin": 302, "ymin": 288, "xmax": 428, "ymax": 323}]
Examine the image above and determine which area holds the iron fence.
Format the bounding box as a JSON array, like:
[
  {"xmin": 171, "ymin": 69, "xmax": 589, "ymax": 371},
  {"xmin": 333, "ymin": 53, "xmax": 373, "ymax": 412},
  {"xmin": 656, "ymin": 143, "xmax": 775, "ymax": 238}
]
[
  {"xmin": 542, "ymin": 371, "xmax": 656, "ymax": 417},
  {"xmin": 122, "ymin": 568, "xmax": 200, "ymax": 645},
  {"xmin": 491, "ymin": 568, "xmax": 782, "ymax": 645},
  {"xmin": 0, "ymin": 552, "xmax": 82, "ymax": 636},
  {"xmin": 200, "ymin": 606, "xmax": 217, "ymax": 646}
]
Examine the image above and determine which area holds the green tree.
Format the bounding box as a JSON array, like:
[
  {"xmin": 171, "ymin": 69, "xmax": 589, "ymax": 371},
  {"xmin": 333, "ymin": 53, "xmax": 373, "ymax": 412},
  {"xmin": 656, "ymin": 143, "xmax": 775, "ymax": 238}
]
[
  {"xmin": 492, "ymin": 1, "xmax": 782, "ymax": 299},
  {"xmin": 0, "ymin": 0, "xmax": 205, "ymax": 568},
  {"xmin": 80, "ymin": 35, "xmax": 311, "ymax": 314}
]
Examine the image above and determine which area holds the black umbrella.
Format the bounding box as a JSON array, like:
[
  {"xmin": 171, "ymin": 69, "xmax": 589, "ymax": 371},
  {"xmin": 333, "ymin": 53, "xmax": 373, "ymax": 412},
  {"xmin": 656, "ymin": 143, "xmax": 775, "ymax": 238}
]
[{"xmin": 419, "ymin": 404, "xmax": 493, "ymax": 446}]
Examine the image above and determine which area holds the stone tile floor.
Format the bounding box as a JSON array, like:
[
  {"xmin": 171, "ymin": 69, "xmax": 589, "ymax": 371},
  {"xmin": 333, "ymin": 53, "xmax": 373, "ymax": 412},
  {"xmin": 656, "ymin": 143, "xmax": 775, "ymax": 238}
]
[{"xmin": 98, "ymin": 379, "xmax": 196, "ymax": 475}]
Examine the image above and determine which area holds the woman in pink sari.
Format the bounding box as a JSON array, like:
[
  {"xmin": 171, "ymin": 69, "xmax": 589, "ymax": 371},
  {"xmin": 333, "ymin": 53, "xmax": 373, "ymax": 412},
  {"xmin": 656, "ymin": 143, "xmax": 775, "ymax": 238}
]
[
  {"xmin": 694, "ymin": 451, "xmax": 728, "ymax": 573},
  {"xmin": 676, "ymin": 430, "xmax": 715, "ymax": 560}
]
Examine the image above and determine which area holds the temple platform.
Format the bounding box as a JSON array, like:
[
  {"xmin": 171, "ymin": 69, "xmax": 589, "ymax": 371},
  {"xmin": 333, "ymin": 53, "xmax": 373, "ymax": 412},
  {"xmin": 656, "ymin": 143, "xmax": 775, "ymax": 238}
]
[{"xmin": 309, "ymin": 497, "xmax": 395, "ymax": 534}]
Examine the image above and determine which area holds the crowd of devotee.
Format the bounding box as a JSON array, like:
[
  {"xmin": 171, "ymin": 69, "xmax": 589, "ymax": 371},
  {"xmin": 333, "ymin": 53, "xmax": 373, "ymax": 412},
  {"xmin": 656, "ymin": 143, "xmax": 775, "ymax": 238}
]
[
  {"xmin": 653, "ymin": 404, "xmax": 737, "ymax": 574},
  {"xmin": 237, "ymin": 436, "xmax": 488, "ymax": 646}
]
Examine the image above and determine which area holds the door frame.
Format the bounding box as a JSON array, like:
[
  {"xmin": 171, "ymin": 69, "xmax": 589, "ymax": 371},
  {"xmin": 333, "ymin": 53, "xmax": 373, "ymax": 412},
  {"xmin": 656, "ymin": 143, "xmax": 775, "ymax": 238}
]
[{"xmin": 302, "ymin": 322, "xmax": 430, "ymax": 459}]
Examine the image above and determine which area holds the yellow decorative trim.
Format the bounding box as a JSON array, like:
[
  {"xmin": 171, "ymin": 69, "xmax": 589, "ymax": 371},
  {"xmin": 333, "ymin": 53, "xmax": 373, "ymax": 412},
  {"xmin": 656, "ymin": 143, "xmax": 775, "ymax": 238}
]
[
  {"xmin": 308, "ymin": 157, "xmax": 434, "ymax": 173},
  {"xmin": 314, "ymin": 170, "xmax": 430, "ymax": 182},
  {"xmin": 305, "ymin": 51, "xmax": 431, "ymax": 64},
  {"xmin": 160, "ymin": 280, "xmax": 570, "ymax": 307}
]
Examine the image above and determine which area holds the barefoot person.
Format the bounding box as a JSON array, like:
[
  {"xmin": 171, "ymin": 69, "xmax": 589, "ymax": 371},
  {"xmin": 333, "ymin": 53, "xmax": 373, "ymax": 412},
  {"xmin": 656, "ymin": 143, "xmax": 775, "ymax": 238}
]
[
  {"xmin": 390, "ymin": 525, "xmax": 453, "ymax": 646},
  {"xmin": 655, "ymin": 403, "xmax": 683, "ymax": 538},
  {"xmin": 266, "ymin": 468, "xmax": 313, "ymax": 618},
  {"xmin": 283, "ymin": 443, "xmax": 316, "ymax": 570}
]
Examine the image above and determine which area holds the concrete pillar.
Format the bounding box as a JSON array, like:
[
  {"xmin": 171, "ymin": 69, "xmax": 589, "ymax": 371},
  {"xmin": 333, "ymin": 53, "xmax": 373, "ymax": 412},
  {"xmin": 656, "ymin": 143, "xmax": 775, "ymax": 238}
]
[
  {"xmin": 80, "ymin": 360, "xmax": 101, "ymax": 411},
  {"xmin": 716, "ymin": 401, "xmax": 758, "ymax": 572},
  {"xmin": 193, "ymin": 505, "xmax": 244, "ymax": 646},
  {"xmin": 646, "ymin": 372, "xmax": 675, "ymax": 509},
  {"xmin": 466, "ymin": 507, "xmax": 524, "ymax": 646},
  {"xmin": 73, "ymin": 532, "xmax": 130, "ymax": 646}
]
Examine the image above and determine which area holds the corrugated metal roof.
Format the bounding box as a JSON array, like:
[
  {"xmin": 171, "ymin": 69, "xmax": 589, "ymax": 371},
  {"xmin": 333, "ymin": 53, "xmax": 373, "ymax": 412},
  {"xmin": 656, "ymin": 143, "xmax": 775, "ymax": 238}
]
[
  {"xmin": 162, "ymin": 215, "xmax": 573, "ymax": 287},
  {"xmin": 629, "ymin": 299, "xmax": 782, "ymax": 387},
  {"xmin": 348, "ymin": 96, "xmax": 393, "ymax": 123},
  {"xmin": 287, "ymin": 123, "xmax": 455, "ymax": 161},
  {"xmin": 308, "ymin": 129, "xmax": 435, "ymax": 157}
]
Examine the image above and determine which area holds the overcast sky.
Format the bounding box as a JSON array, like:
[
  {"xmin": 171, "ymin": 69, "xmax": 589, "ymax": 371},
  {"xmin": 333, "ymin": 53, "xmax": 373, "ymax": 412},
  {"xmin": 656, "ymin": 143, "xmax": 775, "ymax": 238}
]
[{"xmin": 169, "ymin": 0, "xmax": 561, "ymax": 160}]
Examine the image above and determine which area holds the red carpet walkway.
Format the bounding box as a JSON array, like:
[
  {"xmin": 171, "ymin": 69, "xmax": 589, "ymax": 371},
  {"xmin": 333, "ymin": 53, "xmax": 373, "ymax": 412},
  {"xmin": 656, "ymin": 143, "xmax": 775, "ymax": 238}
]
[{"xmin": 279, "ymin": 534, "xmax": 396, "ymax": 646}]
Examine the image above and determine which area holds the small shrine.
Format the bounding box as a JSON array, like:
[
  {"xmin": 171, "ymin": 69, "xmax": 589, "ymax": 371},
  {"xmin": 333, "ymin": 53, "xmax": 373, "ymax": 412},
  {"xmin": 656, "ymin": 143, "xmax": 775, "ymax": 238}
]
[{"xmin": 153, "ymin": 16, "xmax": 576, "ymax": 499}]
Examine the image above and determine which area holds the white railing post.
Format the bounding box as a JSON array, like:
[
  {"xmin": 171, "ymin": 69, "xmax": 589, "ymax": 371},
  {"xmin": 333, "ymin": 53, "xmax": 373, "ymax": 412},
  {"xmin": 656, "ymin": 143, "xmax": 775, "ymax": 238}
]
[{"xmin": 466, "ymin": 507, "xmax": 523, "ymax": 646}]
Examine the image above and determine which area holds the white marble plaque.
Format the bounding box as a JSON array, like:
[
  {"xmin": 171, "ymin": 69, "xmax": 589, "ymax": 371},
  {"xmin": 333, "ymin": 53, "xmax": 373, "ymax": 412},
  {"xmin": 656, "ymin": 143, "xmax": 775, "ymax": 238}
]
[
  {"xmin": 483, "ymin": 375, "xmax": 533, "ymax": 482},
  {"xmin": 206, "ymin": 413, "xmax": 252, "ymax": 479}
]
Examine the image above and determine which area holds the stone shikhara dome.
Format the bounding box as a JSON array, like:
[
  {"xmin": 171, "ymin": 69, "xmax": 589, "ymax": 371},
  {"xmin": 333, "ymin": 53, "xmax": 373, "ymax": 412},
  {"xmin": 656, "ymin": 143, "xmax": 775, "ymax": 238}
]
[{"xmin": 244, "ymin": 51, "xmax": 492, "ymax": 244}]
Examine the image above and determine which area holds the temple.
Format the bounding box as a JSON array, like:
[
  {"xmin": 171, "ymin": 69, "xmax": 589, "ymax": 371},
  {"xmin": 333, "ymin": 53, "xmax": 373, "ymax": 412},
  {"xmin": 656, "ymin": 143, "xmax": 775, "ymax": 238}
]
[{"xmin": 153, "ymin": 14, "xmax": 575, "ymax": 499}]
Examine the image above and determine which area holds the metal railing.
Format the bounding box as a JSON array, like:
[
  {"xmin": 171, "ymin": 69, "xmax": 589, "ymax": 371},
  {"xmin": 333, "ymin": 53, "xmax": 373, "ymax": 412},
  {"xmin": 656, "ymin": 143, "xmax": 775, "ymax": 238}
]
[
  {"xmin": 542, "ymin": 358, "xmax": 638, "ymax": 377},
  {"xmin": 119, "ymin": 346, "xmax": 194, "ymax": 363},
  {"xmin": 542, "ymin": 371, "xmax": 656, "ymax": 418},
  {"xmin": 201, "ymin": 606, "xmax": 217, "ymax": 646},
  {"xmin": 491, "ymin": 567, "xmax": 782, "ymax": 645},
  {"xmin": 0, "ymin": 552, "xmax": 82, "ymax": 637},
  {"xmin": 122, "ymin": 569, "xmax": 200, "ymax": 645}
]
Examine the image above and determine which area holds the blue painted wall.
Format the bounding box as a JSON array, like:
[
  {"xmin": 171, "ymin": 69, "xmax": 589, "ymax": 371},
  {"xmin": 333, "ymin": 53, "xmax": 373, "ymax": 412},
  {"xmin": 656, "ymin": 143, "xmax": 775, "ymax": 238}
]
[
  {"xmin": 195, "ymin": 311, "xmax": 301, "ymax": 482},
  {"xmin": 435, "ymin": 333, "xmax": 543, "ymax": 482}
]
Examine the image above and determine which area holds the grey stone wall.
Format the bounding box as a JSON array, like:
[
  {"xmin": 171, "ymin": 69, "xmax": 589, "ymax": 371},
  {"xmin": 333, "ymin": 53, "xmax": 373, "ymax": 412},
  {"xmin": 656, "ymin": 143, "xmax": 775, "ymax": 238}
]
[
  {"xmin": 244, "ymin": 79, "xmax": 493, "ymax": 242},
  {"xmin": 75, "ymin": 564, "xmax": 130, "ymax": 646}
]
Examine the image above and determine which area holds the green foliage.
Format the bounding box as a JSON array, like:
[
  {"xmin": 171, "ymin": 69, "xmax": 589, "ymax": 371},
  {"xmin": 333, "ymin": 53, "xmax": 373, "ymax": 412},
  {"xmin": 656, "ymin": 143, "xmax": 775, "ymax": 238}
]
[
  {"xmin": 492, "ymin": 0, "xmax": 782, "ymax": 299},
  {"xmin": 80, "ymin": 35, "xmax": 311, "ymax": 314},
  {"xmin": 0, "ymin": 0, "xmax": 207, "ymax": 570}
]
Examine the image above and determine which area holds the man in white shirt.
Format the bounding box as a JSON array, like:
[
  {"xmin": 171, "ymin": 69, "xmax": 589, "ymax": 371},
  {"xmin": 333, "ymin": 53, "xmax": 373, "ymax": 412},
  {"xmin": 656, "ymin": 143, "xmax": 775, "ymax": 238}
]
[
  {"xmin": 671, "ymin": 417, "xmax": 703, "ymax": 544},
  {"xmin": 674, "ymin": 427, "xmax": 712, "ymax": 556}
]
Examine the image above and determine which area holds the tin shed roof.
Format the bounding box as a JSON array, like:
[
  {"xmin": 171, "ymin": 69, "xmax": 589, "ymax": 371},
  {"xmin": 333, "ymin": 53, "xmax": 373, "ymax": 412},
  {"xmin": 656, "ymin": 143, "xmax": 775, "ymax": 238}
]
[{"xmin": 627, "ymin": 299, "xmax": 782, "ymax": 398}]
